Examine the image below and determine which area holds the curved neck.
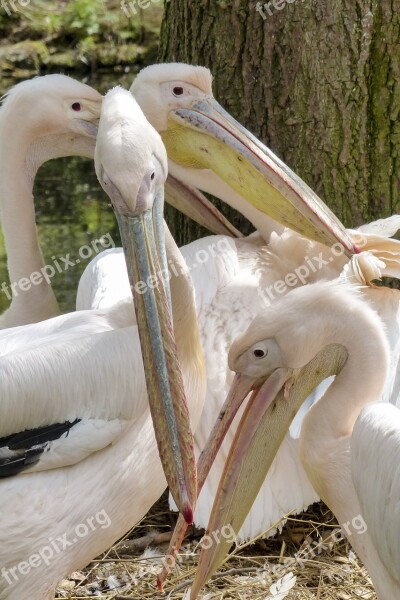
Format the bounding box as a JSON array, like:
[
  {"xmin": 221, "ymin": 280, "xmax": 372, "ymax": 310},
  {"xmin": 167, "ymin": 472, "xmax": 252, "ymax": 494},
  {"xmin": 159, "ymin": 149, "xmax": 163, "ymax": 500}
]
[
  {"xmin": 301, "ymin": 306, "xmax": 388, "ymax": 445},
  {"xmin": 299, "ymin": 297, "xmax": 392, "ymax": 596},
  {"xmin": 169, "ymin": 161, "xmax": 284, "ymax": 243},
  {"xmin": 0, "ymin": 108, "xmax": 95, "ymax": 327}
]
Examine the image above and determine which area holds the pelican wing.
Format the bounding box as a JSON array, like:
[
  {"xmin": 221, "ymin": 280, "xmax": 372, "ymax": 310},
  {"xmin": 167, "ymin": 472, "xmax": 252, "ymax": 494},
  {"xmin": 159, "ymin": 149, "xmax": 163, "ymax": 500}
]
[
  {"xmin": 0, "ymin": 308, "xmax": 146, "ymax": 475},
  {"xmin": 351, "ymin": 403, "xmax": 400, "ymax": 586},
  {"xmin": 355, "ymin": 215, "xmax": 400, "ymax": 237}
]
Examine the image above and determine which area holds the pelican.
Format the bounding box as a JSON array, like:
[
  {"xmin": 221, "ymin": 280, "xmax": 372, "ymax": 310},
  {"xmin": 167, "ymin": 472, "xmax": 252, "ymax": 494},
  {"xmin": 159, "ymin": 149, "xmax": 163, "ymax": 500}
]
[
  {"xmin": 0, "ymin": 87, "xmax": 203, "ymax": 600},
  {"xmin": 0, "ymin": 74, "xmax": 238, "ymax": 329},
  {"xmin": 0, "ymin": 75, "xmax": 102, "ymax": 328},
  {"xmin": 190, "ymin": 281, "xmax": 400, "ymax": 600},
  {"xmin": 78, "ymin": 64, "xmax": 400, "ymax": 562}
]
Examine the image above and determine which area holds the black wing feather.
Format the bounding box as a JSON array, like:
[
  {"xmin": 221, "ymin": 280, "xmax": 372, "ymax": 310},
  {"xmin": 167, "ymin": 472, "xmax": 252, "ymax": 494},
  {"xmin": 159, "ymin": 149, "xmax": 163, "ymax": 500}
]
[{"xmin": 0, "ymin": 419, "xmax": 81, "ymax": 478}]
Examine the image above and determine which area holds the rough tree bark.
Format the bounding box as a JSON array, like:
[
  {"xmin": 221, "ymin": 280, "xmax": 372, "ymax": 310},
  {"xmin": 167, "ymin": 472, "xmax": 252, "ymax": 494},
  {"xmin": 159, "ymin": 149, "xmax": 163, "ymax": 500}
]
[{"xmin": 159, "ymin": 1, "xmax": 400, "ymax": 245}]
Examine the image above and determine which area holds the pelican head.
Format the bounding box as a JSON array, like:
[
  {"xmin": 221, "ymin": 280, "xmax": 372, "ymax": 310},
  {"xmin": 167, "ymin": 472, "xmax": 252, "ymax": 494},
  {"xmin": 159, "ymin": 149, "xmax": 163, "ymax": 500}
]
[
  {"xmin": 0, "ymin": 74, "xmax": 102, "ymax": 159},
  {"xmin": 95, "ymin": 87, "xmax": 196, "ymax": 524},
  {"xmin": 131, "ymin": 64, "xmax": 357, "ymax": 254}
]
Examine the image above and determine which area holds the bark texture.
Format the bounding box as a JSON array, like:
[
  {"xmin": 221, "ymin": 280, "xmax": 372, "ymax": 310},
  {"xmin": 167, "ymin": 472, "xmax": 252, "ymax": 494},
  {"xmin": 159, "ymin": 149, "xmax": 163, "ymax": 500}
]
[{"xmin": 159, "ymin": 1, "xmax": 400, "ymax": 244}]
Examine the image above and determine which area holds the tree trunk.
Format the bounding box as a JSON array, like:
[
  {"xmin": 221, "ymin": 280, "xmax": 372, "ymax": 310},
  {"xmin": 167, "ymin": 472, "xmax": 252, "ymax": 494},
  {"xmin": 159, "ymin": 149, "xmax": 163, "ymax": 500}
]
[{"xmin": 159, "ymin": 1, "xmax": 400, "ymax": 245}]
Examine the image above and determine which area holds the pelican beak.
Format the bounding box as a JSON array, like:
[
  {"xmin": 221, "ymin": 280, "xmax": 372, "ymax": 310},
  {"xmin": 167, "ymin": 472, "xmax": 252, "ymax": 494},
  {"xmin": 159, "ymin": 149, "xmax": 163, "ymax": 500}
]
[
  {"xmin": 75, "ymin": 119, "xmax": 100, "ymax": 139},
  {"xmin": 111, "ymin": 185, "xmax": 197, "ymax": 525},
  {"xmin": 161, "ymin": 99, "xmax": 357, "ymax": 255},
  {"xmin": 157, "ymin": 372, "xmax": 261, "ymax": 591},
  {"xmin": 165, "ymin": 174, "xmax": 242, "ymax": 238},
  {"xmin": 190, "ymin": 343, "xmax": 348, "ymax": 599}
]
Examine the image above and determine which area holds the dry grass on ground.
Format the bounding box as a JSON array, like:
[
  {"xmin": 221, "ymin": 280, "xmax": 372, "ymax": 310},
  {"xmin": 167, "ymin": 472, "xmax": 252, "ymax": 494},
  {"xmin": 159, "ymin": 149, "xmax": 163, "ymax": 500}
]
[{"xmin": 56, "ymin": 494, "xmax": 376, "ymax": 600}]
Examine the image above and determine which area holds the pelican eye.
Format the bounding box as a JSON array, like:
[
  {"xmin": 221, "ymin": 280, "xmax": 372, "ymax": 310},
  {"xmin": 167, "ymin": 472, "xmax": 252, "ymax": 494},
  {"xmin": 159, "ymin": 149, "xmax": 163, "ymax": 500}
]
[
  {"xmin": 253, "ymin": 348, "xmax": 267, "ymax": 359},
  {"xmin": 151, "ymin": 172, "xmax": 155, "ymax": 181},
  {"xmin": 173, "ymin": 86, "xmax": 184, "ymax": 96},
  {"xmin": 72, "ymin": 102, "xmax": 82, "ymax": 112}
]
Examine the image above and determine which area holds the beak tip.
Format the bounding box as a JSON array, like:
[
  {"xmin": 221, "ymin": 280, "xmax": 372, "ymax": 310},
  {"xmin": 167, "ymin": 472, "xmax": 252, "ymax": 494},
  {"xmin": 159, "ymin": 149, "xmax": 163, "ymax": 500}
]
[
  {"xmin": 157, "ymin": 577, "xmax": 164, "ymax": 592},
  {"xmin": 183, "ymin": 505, "xmax": 194, "ymax": 525}
]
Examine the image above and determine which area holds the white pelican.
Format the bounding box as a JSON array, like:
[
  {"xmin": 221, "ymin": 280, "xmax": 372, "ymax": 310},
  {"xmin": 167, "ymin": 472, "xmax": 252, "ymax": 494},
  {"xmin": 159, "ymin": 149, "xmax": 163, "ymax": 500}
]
[
  {"xmin": 0, "ymin": 75, "xmax": 102, "ymax": 328},
  {"xmin": 78, "ymin": 64, "xmax": 400, "ymax": 564},
  {"xmin": 191, "ymin": 281, "xmax": 400, "ymax": 600},
  {"xmin": 0, "ymin": 87, "xmax": 203, "ymax": 600}
]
